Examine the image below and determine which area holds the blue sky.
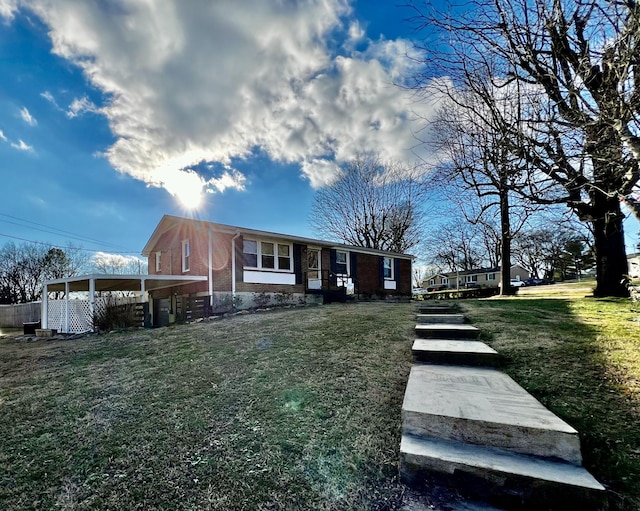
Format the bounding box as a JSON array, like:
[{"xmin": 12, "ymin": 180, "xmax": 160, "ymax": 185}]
[
  {"xmin": 0, "ymin": 0, "xmax": 441, "ymax": 261},
  {"xmin": 0, "ymin": 0, "xmax": 638, "ymax": 265}
]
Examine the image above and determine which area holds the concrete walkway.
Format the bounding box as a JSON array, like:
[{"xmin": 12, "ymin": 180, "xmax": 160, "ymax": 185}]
[{"xmin": 400, "ymin": 302, "xmax": 605, "ymax": 510}]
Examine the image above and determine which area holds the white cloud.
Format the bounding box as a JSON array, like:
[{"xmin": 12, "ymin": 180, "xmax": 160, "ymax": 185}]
[
  {"xmin": 0, "ymin": 129, "xmax": 6, "ymax": 142},
  {"xmin": 301, "ymin": 159, "xmax": 342, "ymax": 188},
  {"xmin": 40, "ymin": 90, "xmax": 62, "ymax": 109},
  {"xmin": 7, "ymin": 0, "xmax": 437, "ymax": 195},
  {"xmin": 0, "ymin": 0, "xmax": 18, "ymax": 20},
  {"xmin": 92, "ymin": 251, "xmax": 146, "ymax": 274},
  {"xmin": 19, "ymin": 106, "xmax": 37, "ymax": 126},
  {"xmin": 206, "ymin": 169, "xmax": 247, "ymax": 194},
  {"xmin": 10, "ymin": 139, "xmax": 34, "ymax": 151},
  {"xmin": 67, "ymin": 96, "xmax": 99, "ymax": 118}
]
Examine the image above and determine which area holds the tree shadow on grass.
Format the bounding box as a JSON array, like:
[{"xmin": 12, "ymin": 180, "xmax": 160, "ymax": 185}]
[{"xmin": 462, "ymin": 298, "xmax": 640, "ymax": 511}]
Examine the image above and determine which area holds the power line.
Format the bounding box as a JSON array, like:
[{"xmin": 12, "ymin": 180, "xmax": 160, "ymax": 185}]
[
  {"xmin": 0, "ymin": 232, "xmax": 143, "ymax": 255},
  {"xmin": 0, "ymin": 213, "xmax": 130, "ymax": 250}
]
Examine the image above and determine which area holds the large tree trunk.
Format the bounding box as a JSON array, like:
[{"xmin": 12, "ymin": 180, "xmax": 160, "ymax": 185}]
[
  {"xmin": 591, "ymin": 196, "xmax": 629, "ymax": 297},
  {"xmin": 586, "ymin": 125, "xmax": 630, "ymax": 298},
  {"xmin": 499, "ymin": 185, "xmax": 516, "ymax": 296}
]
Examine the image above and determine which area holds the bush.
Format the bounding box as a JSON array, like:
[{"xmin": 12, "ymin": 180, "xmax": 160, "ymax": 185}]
[{"xmin": 93, "ymin": 297, "xmax": 141, "ymax": 332}]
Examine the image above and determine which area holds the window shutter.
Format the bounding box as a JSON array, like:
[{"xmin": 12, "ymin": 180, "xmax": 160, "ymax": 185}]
[
  {"xmin": 235, "ymin": 235, "xmax": 244, "ymax": 283},
  {"xmin": 379, "ymin": 256, "xmax": 385, "ymax": 288},
  {"xmin": 293, "ymin": 244, "xmax": 303, "ymax": 284},
  {"xmin": 394, "ymin": 258, "xmax": 400, "ymax": 283},
  {"xmin": 329, "ymin": 249, "xmax": 337, "ymax": 285},
  {"xmin": 350, "ymin": 252, "xmax": 357, "ymax": 280}
]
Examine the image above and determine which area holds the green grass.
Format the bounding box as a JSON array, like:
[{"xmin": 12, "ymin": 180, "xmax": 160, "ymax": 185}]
[
  {"xmin": 0, "ymin": 303, "xmax": 416, "ymax": 511},
  {"xmin": 2, "ymin": 291, "xmax": 640, "ymax": 509},
  {"xmin": 460, "ymin": 286, "xmax": 640, "ymax": 511}
]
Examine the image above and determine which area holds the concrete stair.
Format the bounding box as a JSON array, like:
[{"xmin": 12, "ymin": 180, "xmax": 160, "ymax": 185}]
[
  {"xmin": 412, "ymin": 339, "xmax": 501, "ymax": 367},
  {"xmin": 401, "ymin": 435, "xmax": 606, "ymax": 510},
  {"xmin": 416, "ymin": 313, "xmax": 465, "ymax": 324},
  {"xmin": 415, "ymin": 323, "xmax": 480, "ymax": 340},
  {"xmin": 399, "ymin": 364, "xmax": 606, "ymax": 509},
  {"xmin": 417, "ymin": 304, "xmax": 458, "ymax": 315}
]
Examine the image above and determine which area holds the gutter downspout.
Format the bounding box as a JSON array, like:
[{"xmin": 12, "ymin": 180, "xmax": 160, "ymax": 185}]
[
  {"xmin": 231, "ymin": 231, "xmax": 241, "ymax": 303},
  {"xmin": 208, "ymin": 228, "xmax": 214, "ymax": 307}
]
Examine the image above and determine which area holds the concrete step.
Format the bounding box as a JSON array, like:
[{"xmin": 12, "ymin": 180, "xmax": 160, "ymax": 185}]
[
  {"xmin": 400, "ymin": 435, "xmax": 606, "ymax": 511},
  {"xmin": 416, "ymin": 313, "xmax": 465, "ymax": 324},
  {"xmin": 415, "ymin": 324, "xmax": 480, "ymax": 340},
  {"xmin": 412, "ymin": 339, "xmax": 501, "ymax": 367},
  {"xmin": 402, "ymin": 365, "xmax": 582, "ymax": 464},
  {"xmin": 417, "ymin": 305, "xmax": 458, "ymax": 315}
]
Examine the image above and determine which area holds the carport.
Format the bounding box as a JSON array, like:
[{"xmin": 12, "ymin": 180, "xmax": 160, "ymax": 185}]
[{"xmin": 42, "ymin": 274, "xmax": 208, "ymax": 333}]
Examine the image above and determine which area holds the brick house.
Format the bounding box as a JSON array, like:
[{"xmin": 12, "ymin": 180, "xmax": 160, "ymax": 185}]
[{"xmin": 141, "ymin": 215, "xmax": 413, "ymax": 326}]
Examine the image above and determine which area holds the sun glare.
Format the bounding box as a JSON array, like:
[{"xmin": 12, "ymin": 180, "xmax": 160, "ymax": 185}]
[
  {"xmin": 161, "ymin": 168, "xmax": 205, "ymax": 210},
  {"xmin": 174, "ymin": 186, "xmax": 203, "ymax": 210}
]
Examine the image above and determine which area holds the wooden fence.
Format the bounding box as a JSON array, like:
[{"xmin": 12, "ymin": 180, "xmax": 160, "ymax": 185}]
[{"xmin": 0, "ymin": 302, "xmax": 41, "ymax": 328}]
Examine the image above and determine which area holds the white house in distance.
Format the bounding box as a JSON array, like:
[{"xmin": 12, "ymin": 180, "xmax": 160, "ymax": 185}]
[
  {"xmin": 628, "ymin": 253, "xmax": 640, "ymax": 279},
  {"xmin": 423, "ymin": 265, "xmax": 530, "ymax": 290}
]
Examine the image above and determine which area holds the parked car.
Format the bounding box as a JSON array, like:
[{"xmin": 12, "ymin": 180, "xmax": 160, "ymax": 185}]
[
  {"xmin": 524, "ymin": 278, "xmax": 545, "ymax": 286},
  {"xmin": 510, "ymin": 279, "xmax": 526, "ymax": 287}
]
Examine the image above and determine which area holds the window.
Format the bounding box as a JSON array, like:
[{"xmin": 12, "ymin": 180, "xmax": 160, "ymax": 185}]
[
  {"xmin": 261, "ymin": 242, "xmax": 275, "ymax": 269},
  {"xmin": 278, "ymin": 244, "xmax": 291, "ymax": 270},
  {"xmin": 182, "ymin": 240, "xmax": 190, "ymax": 272},
  {"xmin": 242, "ymin": 239, "xmax": 292, "ymax": 271},
  {"xmin": 487, "ymin": 273, "xmax": 496, "ymax": 281},
  {"xmin": 465, "ymin": 275, "xmax": 478, "ymax": 283},
  {"xmin": 428, "ymin": 278, "xmax": 435, "ymax": 285},
  {"xmin": 155, "ymin": 251, "xmax": 161, "ymax": 272},
  {"xmin": 442, "ymin": 277, "xmax": 449, "ymax": 285},
  {"xmin": 243, "ymin": 240, "xmax": 258, "ymax": 267},
  {"xmin": 336, "ymin": 251, "xmax": 348, "ymax": 274},
  {"xmin": 383, "ymin": 257, "xmax": 393, "ymax": 279}
]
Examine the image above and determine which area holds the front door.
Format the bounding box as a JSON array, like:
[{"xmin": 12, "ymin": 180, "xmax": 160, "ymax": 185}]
[{"xmin": 307, "ymin": 248, "xmax": 322, "ymax": 289}]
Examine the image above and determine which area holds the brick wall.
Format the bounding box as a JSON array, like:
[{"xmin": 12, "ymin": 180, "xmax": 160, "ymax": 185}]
[
  {"xmin": 356, "ymin": 253, "xmax": 381, "ymax": 294},
  {"xmin": 397, "ymin": 258, "xmax": 412, "ymax": 294}
]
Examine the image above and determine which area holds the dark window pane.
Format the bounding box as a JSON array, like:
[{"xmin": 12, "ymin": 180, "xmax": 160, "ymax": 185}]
[{"xmin": 262, "ymin": 255, "xmax": 275, "ymax": 269}]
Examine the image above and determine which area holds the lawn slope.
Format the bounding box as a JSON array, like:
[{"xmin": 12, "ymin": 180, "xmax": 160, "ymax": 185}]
[{"xmin": 0, "ymin": 303, "xmax": 415, "ymax": 511}]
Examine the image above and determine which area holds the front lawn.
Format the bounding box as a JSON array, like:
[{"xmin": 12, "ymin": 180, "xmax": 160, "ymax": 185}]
[
  {"xmin": 0, "ymin": 303, "xmax": 415, "ymax": 510},
  {"xmin": 2, "ymin": 292, "xmax": 639, "ymax": 510}
]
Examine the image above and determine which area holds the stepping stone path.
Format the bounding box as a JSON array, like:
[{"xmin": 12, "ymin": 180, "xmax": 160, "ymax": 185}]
[{"xmin": 401, "ymin": 301, "xmax": 606, "ymax": 510}]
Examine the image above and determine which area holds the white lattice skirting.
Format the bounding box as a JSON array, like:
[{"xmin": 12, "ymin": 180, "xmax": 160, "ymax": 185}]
[{"xmin": 47, "ymin": 298, "xmax": 119, "ymax": 333}]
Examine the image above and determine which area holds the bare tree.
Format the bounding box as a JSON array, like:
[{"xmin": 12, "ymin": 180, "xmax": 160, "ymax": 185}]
[
  {"xmin": 91, "ymin": 252, "xmax": 147, "ymax": 275},
  {"xmin": 410, "ymin": 0, "xmax": 640, "ymax": 297},
  {"xmin": 0, "ymin": 242, "xmax": 85, "ymax": 303},
  {"xmin": 429, "ymin": 90, "xmax": 542, "ymax": 295},
  {"xmin": 424, "ymin": 219, "xmax": 485, "ymax": 272},
  {"xmin": 310, "ymin": 154, "xmax": 428, "ymax": 252}
]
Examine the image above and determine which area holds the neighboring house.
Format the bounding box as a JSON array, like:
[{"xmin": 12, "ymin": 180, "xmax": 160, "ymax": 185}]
[
  {"xmin": 423, "ymin": 273, "xmax": 451, "ymax": 290},
  {"xmin": 628, "ymin": 253, "xmax": 640, "ymax": 279},
  {"xmin": 423, "ymin": 265, "xmax": 530, "ymax": 290},
  {"xmin": 141, "ymin": 215, "xmax": 413, "ymax": 326}
]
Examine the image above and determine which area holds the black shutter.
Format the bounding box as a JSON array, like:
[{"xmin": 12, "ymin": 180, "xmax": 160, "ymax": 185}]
[
  {"xmin": 329, "ymin": 249, "xmax": 337, "ymax": 286},
  {"xmin": 350, "ymin": 252, "xmax": 357, "ymax": 280},
  {"xmin": 394, "ymin": 258, "xmax": 400, "ymax": 283},
  {"xmin": 235, "ymin": 235, "xmax": 243, "ymax": 283},
  {"xmin": 293, "ymin": 244, "xmax": 303, "ymax": 285},
  {"xmin": 379, "ymin": 256, "xmax": 385, "ymax": 288}
]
